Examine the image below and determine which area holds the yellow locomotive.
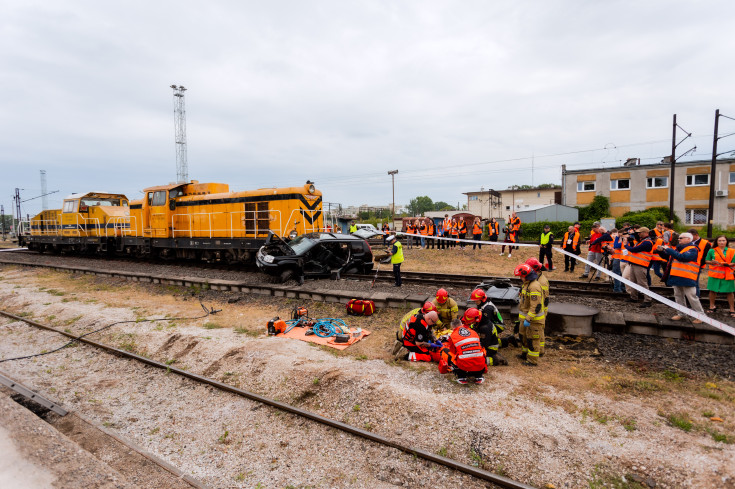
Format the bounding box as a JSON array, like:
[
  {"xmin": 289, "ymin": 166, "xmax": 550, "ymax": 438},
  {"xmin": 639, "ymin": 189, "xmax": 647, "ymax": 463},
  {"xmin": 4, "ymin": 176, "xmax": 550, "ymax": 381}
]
[{"xmin": 22, "ymin": 181, "xmax": 323, "ymax": 264}]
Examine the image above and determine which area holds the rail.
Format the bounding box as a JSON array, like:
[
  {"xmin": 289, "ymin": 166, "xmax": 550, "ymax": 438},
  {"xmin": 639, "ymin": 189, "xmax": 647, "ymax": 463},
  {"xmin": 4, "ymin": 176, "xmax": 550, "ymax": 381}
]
[{"xmin": 0, "ymin": 309, "xmax": 537, "ymax": 489}]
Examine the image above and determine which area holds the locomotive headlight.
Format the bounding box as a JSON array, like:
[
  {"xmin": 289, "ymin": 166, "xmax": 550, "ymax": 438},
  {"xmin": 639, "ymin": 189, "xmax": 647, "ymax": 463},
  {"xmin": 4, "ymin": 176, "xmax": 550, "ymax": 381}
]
[
  {"xmin": 308, "ymin": 184, "xmax": 315, "ymax": 194},
  {"xmin": 289, "ymin": 230, "xmax": 298, "ymax": 239}
]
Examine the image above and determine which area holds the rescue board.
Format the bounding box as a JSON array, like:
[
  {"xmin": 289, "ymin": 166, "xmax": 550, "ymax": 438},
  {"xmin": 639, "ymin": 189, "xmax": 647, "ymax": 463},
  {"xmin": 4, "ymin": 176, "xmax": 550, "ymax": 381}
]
[{"xmin": 276, "ymin": 327, "xmax": 370, "ymax": 350}]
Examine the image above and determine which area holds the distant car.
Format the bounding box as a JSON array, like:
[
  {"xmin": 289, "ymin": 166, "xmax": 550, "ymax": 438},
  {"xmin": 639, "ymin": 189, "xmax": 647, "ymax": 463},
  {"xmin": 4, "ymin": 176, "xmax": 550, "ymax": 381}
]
[
  {"xmin": 354, "ymin": 223, "xmax": 383, "ymax": 235},
  {"xmin": 256, "ymin": 232, "xmax": 374, "ymax": 283}
]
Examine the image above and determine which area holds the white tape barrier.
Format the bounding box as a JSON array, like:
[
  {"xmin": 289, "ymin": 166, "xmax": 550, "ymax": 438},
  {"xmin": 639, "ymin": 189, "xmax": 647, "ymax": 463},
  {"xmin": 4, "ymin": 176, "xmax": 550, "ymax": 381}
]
[
  {"xmin": 392, "ymin": 232, "xmax": 735, "ymax": 337},
  {"xmin": 0, "ymin": 248, "xmax": 27, "ymax": 252},
  {"xmin": 552, "ymin": 247, "xmax": 735, "ymax": 337}
]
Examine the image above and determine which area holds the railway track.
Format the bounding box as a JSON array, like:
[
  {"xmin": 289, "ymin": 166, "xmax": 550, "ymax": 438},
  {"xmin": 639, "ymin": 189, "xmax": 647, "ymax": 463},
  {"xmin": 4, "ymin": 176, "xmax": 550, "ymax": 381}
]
[{"xmin": 0, "ymin": 310, "xmax": 536, "ymax": 489}]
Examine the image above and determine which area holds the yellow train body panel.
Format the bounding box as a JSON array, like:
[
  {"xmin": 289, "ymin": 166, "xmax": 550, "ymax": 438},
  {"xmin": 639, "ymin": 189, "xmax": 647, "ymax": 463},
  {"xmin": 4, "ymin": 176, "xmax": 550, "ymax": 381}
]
[
  {"xmin": 58, "ymin": 192, "xmax": 130, "ymax": 238},
  {"xmin": 128, "ymin": 181, "xmax": 323, "ymax": 239}
]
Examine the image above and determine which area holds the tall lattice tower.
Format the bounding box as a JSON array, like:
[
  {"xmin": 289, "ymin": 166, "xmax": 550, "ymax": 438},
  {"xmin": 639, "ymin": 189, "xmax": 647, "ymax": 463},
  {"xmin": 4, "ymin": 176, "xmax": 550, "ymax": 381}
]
[
  {"xmin": 40, "ymin": 170, "xmax": 48, "ymax": 210},
  {"xmin": 171, "ymin": 85, "xmax": 188, "ymax": 183}
]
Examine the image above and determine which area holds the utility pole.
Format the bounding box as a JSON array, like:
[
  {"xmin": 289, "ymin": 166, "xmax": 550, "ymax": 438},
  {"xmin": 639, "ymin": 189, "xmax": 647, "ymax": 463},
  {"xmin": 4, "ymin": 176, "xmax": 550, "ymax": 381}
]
[
  {"xmin": 1, "ymin": 204, "xmax": 5, "ymax": 240},
  {"xmin": 669, "ymin": 114, "xmax": 677, "ymax": 224},
  {"xmin": 171, "ymin": 85, "xmax": 188, "ymax": 183},
  {"xmin": 388, "ymin": 170, "xmax": 398, "ymax": 229},
  {"xmin": 14, "ymin": 188, "xmax": 21, "ymax": 235},
  {"xmin": 40, "ymin": 170, "xmax": 48, "ymax": 210},
  {"xmin": 707, "ymin": 110, "xmax": 720, "ymax": 239}
]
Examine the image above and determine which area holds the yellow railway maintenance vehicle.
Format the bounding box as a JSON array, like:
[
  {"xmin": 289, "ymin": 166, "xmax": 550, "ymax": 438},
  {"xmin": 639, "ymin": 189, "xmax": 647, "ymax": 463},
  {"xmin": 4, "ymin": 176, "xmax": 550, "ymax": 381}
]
[
  {"xmin": 22, "ymin": 192, "xmax": 130, "ymax": 254},
  {"xmin": 122, "ymin": 180, "xmax": 323, "ymax": 263},
  {"xmin": 21, "ymin": 181, "xmax": 323, "ymax": 264}
]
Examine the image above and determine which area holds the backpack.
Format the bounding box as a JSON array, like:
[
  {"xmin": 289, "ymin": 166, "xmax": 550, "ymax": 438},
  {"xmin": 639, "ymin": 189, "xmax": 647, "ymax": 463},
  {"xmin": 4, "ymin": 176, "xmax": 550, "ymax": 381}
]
[{"xmin": 346, "ymin": 299, "xmax": 376, "ymax": 316}]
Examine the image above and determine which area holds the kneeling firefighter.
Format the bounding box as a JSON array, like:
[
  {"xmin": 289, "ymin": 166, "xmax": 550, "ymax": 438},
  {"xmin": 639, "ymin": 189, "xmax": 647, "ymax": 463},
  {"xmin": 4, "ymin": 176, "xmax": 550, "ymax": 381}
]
[
  {"xmin": 391, "ymin": 302, "xmax": 437, "ymax": 356},
  {"xmin": 438, "ymin": 316, "xmax": 487, "ymax": 384},
  {"xmin": 514, "ymin": 263, "xmax": 545, "ymax": 366},
  {"xmin": 396, "ymin": 310, "xmax": 442, "ymax": 362},
  {"xmin": 469, "ymin": 289, "xmax": 509, "ymax": 366}
]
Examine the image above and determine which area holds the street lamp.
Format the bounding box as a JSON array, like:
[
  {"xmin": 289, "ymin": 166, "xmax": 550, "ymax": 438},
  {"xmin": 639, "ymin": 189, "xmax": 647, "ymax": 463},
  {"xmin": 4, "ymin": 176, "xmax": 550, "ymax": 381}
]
[{"xmin": 388, "ymin": 170, "xmax": 398, "ymax": 230}]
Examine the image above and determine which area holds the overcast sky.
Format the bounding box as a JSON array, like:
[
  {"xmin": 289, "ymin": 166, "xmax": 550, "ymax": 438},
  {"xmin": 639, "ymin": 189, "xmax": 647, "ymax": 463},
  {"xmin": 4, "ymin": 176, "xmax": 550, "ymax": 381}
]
[{"xmin": 2, "ymin": 0, "xmax": 734, "ymax": 217}]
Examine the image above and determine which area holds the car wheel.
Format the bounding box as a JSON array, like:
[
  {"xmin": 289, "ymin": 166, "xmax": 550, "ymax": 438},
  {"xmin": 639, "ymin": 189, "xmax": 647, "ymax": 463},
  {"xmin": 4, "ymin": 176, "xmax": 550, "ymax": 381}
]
[{"xmin": 279, "ymin": 269, "xmax": 295, "ymax": 283}]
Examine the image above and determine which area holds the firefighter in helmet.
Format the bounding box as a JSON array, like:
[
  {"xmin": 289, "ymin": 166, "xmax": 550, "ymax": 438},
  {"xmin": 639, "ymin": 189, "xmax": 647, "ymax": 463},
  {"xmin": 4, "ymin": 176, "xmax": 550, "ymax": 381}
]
[
  {"xmin": 515, "ymin": 263, "xmax": 545, "ymax": 366},
  {"xmin": 432, "ymin": 288, "xmax": 459, "ymax": 336},
  {"xmin": 469, "ymin": 288, "xmax": 508, "ymax": 366},
  {"xmin": 525, "ymin": 258, "xmax": 550, "ymax": 356}
]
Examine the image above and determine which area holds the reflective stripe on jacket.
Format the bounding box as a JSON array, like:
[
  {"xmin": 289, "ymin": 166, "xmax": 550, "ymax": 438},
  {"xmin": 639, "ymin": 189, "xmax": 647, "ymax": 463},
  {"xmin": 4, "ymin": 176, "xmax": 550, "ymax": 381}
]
[
  {"xmin": 473, "ymin": 223, "xmax": 482, "ymax": 235},
  {"xmin": 390, "ymin": 241, "xmax": 404, "ymax": 264},
  {"xmin": 448, "ymin": 327, "xmax": 486, "ymax": 372},
  {"xmin": 488, "ymin": 221, "xmax": 499, "ymax": 236},
  {"xmin": 708, "ymin": 247, "xmax": 735, "ymax": 280},
  {"xmin": 669, "ymin": 245, "xmax": 699, "ymax": 281},
  {"xmin": 625, "ymin": 238, "xmax": 653, "ymax": 268}
]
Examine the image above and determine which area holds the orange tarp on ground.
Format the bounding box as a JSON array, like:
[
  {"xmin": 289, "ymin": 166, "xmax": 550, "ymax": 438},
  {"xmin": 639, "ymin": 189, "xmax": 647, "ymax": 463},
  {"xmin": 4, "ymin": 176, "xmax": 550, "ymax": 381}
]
[{"xmin": 276, "ymin": 326, "xmax": 370, "ymax": 350}]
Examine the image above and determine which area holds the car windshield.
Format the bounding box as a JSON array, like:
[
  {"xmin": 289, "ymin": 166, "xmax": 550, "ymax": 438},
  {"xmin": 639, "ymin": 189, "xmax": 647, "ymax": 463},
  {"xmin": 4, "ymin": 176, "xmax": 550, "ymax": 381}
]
[{"xmin": 287, "ymin": 235, "xmax": 316, "ymax": 254}]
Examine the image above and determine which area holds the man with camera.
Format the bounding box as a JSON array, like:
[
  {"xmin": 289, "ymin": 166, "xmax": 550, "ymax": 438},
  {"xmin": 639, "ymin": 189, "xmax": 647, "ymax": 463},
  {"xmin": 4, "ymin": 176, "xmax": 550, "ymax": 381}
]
[{"xmin": 621, "ymin": 227, "xmax": 654, "ymax": 307}]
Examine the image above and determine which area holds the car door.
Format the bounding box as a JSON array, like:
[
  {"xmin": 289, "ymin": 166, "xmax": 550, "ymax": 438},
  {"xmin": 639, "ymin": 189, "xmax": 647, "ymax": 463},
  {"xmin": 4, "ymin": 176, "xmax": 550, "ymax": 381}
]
[{"xmin": 301, "ymin": 244, "xmax": 331, "ymax": 276}]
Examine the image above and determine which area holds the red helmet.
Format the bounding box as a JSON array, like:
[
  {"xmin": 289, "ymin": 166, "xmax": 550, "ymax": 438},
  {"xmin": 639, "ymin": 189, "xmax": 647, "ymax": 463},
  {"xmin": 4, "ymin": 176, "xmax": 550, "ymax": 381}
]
[
  {"xmin": 461, "ymin": 308, "xmax": 482, "ymax": 326},
  {"xmin": 436, "ymin": 288, "xmax": 449, "ymax": 304},
  {"xmin": 525, "ymin": 258, "xmax": 543, "ymax": 272},
  {"xmin": 422, "ymin": 301, "xmax": 437, "ymax": 313},
  {"xmin": 470, "ymin": 289, "xmax": 486, "ymax": 302},
  {"xmin": 514, "ymin": 263, "xmax": 533, "ymax": 278}
]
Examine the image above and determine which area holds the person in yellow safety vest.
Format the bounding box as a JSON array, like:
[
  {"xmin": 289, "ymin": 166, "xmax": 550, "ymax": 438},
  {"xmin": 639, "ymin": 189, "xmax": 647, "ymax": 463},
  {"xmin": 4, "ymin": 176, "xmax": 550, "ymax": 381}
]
[
  {"xmin": 621, "ymin": 227, "xmax": 654, "ymax": 308},
  {"xmin": 487, "ymin": 218, "xmax": 500, "ymax": 243},
  {"xmin": 704, "ymin": 235, "xmax": 735, "ymax": 315},
  {"xmin": 514, "ymin": 263, "xmax": 545, "ymax": 366},
  {"xmin": 386, "ymin": 235, "xmax": 403, "ymax": 287},
  {"xmin": 538, "ymin": 224, "xmax": 555, "ymax": 270},
  {"xmin": 426, "ymin": 219, "xmax": 436, "ymax": 250},
  {"xmin": 441, "ymin": 214, "xmax": 452, "ymax": 250},
  {"xmin": 472, "ymin": 217, "xmax": 483, "ymax": 250},
  {"xmin": 432, "ymin": 288, "xmax": 458, "ymax": 332},
  {"xmin": 525, "ymin": 258, "xmax": 549, "ymax": 356},
  {"xmin": 657, "ymin": 232, "xmax": 705, "ymax": 323},
  {"xmin": 349, "ymin": 220, "xmax": 357, "ymax": 233}
]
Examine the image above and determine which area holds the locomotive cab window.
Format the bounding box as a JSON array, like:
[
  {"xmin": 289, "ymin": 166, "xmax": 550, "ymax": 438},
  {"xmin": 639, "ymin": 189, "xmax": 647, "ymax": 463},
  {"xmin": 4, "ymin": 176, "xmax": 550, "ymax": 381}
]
[
  {"xmin": 151, "ymin": 191, "xmax": 167, "ymax": 206},
  {"xmin": 169, "ymin": 189, "xmax": 183, "ymax": 199},
  {"xmin": 62, "ymin": 200, "xmax": 79, "ymax": 213}
]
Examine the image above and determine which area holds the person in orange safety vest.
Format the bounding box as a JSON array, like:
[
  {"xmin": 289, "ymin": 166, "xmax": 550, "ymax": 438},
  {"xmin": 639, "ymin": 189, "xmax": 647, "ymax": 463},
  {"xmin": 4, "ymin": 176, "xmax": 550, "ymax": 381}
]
[
  {"xmin": 658, "ymin": 232, "xmax": 705, "ymax": 323},
  {"xmin": 472, "ymin": 217, "xmax": 483, "ymax": 250},
  {"xmin": 438, "ymin": 317, "xmax": 487, "ymax": 384}
]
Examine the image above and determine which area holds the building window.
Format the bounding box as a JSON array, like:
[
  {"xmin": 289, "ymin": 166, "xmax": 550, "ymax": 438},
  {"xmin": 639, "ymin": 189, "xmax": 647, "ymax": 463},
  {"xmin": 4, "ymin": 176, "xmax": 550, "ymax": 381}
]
[
  {"xmin": 505, "ymin": 205, "xmax": 510, "ymax": 210},
  {"xmin": 610, "ymin": 179, "xmax": 630, "ymax": 190},
  {"xmin": 469, "ymin": 195, "xmax": 478, "ymax": 201},
  {"xmin": 577, "ymin": 181, "xmax": 595, "ymax": 192},
  {"xmin": 730, "ymin": 172, "xmax": 735, "ymax": 184},
  {"xmin": 646, "ymin": 177, "xmax": 668, "ymax": 189},
  {"xmin": 686, "ymin": 174, "xmax": 709, "ymax": 186},
  {"xmin": 685, "ymin": 208, "xmax": 708, "ymax": 225}
]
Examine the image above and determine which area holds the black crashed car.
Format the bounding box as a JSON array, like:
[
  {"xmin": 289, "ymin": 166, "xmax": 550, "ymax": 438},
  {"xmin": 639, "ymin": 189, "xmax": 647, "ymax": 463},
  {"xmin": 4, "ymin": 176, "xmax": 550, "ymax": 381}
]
[{"xmin": 256, "ymin": 231, "xmax": 374, "ymax": 283}]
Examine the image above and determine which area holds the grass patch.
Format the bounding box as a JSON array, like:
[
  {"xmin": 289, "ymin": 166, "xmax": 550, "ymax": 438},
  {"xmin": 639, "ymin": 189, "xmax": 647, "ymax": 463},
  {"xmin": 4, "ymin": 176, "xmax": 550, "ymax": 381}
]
[
  {"xmin": 707, "ymin": 428, "xmax": 734, "ymax": 444},
  {"xmin": 619, "ymin": 417, "xmax": 637, "ymax": 432},
  {"xmin": 233, "ymin": 327, "xmax": 259, "ymax": 336},
  {"xmin": 202, "ymin": 322, "xmax": 222, "ymax": 330},
  {"xmin": 663, "ymin": 412, "xmax": 693, "ymax": 432},
  {"xmin": 64, "ymin": 315, "xmax": 83, "ymax": 326},
  {"xmin": 46, "ymin": 289, "xmax": 66, "ymax": 296}
]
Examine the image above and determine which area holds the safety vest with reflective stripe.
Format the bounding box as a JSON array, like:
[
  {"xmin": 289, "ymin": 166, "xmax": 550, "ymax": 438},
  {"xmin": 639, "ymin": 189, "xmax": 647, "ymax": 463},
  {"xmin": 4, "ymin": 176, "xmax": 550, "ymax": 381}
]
[
  {"xmin": 419, "ymin": 223, "xmax": 428, "ymax": 236},
  {"xmin": 443, "ymin": 219, "xmax": 451, "ymax": 236},
  {"xmin": 625, "ymin": 238, "xmax": 653, "ymax": 268},
  {"xmin": 519, "ymin": 280, "xmax": 545, "ymax": 323},
  {"xmin": 651, "ymin": 237, "xmax": 667, "ymax": 262},
  {"xmin": 611, "ymin": 240, "xmax": 624, "ymax": 261},
  {"xmin": 669, "ymin": 245, "xmax": 700, "ymax": 281},
  {"xmin": 563, "ymin": 231, "xmax": 579, "ymax": 250},
  {"xmin": 488, "ymin": 221, "xmax": 499, "ymax": 237},
  {"xmin": 510, "ymin": 217, "xmax": 521, "ymax": 232},
  {"xmin": 427, "ymin": 221, "xmax": 434, "ymax": 235},
  {"xmin": 458, "ymin": 221, "xmax": 467, "ymax": 234},
  {"xmin": 708, "ymin": 247, "xmax": 735, "ymax": 281},
  {"xmin": 390, "ymin": 241, "xmax": 404, "ymax": 265},
  {"xmin": 540, "ymin": 231, "xmax": 552, "ymax": 245},
  {"xmin": 448, "ymin": 327, "xmax": 486, "ymax": 372},
  {"xmin": 473, "ymin": 223, "xmax": 482, "ymax": 235},
  {"xmin": 450, "ymin": 222, "xmax": 458, "ymax": 236}
]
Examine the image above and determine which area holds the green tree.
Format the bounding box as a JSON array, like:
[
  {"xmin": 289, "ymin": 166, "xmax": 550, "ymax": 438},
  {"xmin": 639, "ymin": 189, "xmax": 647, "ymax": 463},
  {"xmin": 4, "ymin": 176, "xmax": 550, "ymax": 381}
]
[
  {"xmin": 576, "ymin": 195, "xmax": 610, "ymax": 221},
  {"xmin": 407, "ymin": 196, "xmax": 434, "ymax": 216},
  {"xmin": 536, "ymin": 183, "xmax": 559, "ymax": 189},
  {"xmin": 434, "ymin": 201, "xmax": 454, "ymax": 211}
]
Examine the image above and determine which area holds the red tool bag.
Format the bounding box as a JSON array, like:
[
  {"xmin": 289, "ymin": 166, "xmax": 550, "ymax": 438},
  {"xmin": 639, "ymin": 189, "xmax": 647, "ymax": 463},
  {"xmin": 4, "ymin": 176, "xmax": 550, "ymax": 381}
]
[{"xmin": 346, "ymin": 299, "xmax": 376, "ymax": 316}]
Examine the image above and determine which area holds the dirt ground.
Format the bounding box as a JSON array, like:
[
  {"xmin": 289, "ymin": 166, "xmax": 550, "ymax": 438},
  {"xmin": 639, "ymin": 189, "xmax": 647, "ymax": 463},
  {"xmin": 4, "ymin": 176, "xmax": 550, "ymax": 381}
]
[{"xmin": 1, "ymin": 264, "xmax": 734, "ymax": 488}]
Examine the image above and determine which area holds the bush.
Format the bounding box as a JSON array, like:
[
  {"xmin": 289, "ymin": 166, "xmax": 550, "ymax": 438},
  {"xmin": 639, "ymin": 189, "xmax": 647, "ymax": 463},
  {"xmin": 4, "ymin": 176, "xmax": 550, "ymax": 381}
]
[
  {"xmin": 520, "ymin": 220, "xmax": 598, "ymax": 241},
  {"xmin": 576, "ymin": 195, "xmax": 610, "ymax": 221},
  {"xmin": 616, "ymin": 207, "xmax": 680, "ymax": 230}
]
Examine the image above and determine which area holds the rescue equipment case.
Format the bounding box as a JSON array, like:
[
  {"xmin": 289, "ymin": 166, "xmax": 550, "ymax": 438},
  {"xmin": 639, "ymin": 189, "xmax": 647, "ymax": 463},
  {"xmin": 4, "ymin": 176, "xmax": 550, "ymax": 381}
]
[{"xmin": 346, "ymin": 299, "xmax": 376, "ymax": 316}]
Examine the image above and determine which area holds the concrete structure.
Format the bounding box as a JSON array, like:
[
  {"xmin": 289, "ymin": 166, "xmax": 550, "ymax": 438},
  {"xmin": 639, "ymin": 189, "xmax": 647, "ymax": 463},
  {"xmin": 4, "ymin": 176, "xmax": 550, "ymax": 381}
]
[
  {"xmin": 515, "ymin": 204, "xmax": 579, "ymax": 224},
  {"xmin": 465, "ymin": 186, "xmax": 562, "ymax": 219},
  {"xmin": 562, "ymin": 158, "xmax": 735, "ymax": 228}
]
